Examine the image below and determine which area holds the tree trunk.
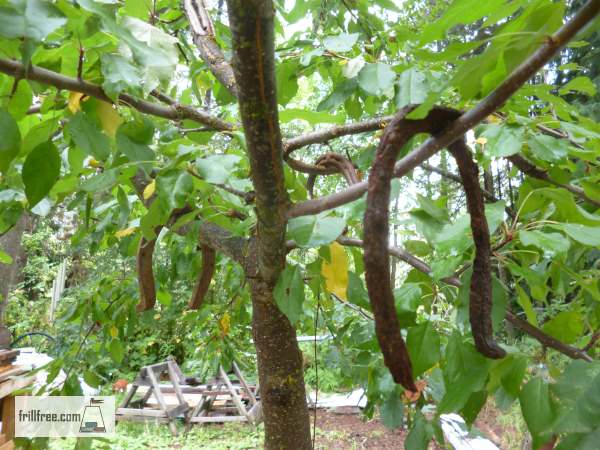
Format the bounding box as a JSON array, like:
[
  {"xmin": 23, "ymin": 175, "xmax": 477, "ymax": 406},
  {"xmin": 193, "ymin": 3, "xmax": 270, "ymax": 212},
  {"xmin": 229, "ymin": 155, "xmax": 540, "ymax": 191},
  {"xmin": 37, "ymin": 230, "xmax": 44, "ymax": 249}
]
[
  {"xmin": 250, "ymin": 279, "xmax": 311, "ymax": 450},
  {"xmin": 0, "ymin": 213, "xmax": 32, "ymax": 348}
]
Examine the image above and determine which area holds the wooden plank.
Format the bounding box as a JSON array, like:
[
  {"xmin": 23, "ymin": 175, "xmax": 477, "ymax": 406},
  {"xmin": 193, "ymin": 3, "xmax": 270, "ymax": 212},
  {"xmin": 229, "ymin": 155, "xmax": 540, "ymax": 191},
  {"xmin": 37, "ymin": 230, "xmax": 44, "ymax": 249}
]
[
  {"xmin": 165, "ymin": 403, "xmax": 189, "ymax": 419},
  {"xmin": 0, "ymin": 439, "xmax": 14, "ymax": 450},
  {"xmin": 119, "ymin": 384, "xmax": 138, "ymax": 408},
  {"xmin": 190, "ymin": 415, "xmax": 247, "ymax": 423},
  {"xmin": 167, "ymin": 361, "xmax": 188, "ymax": 409},
  {"xmin": 0, "ymin": 376, "xmax": 34, "ymax": 399},
  {"xmin": 146, "ymin": 367, "xmax": 178, "ymax": 435},
  {"xmin": 1, "ymin": 397, "xmax": 15, "ymax": 442},
  {"xmin": 116, "ymin": 408, "xmax": 166, "ymax": 418},
  {"xmin": 232, "ymin": 361, "xmax": 257, "ymax": 406},
  {"xmin": 167, "ymin": 357, "xmax": 185, "ymax": 383},
  {"xmin": 0, "ymin": 351, "xmax": 19, "ymax": 362},
  {"xmin": 219, "ymin": 366, "xmax": 249, "ymax": 419},
  {"xmin": 0, "ymin": 368, "xmax": 27, "ymax": 383}
]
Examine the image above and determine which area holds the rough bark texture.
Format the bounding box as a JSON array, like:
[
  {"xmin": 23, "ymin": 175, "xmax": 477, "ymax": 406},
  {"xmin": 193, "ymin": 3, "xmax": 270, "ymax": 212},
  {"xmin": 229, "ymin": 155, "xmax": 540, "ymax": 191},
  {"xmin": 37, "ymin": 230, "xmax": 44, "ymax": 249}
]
[
  {"xmin": 136, "ymin": 233, "xmax": 158, "ymax": 312},
  {"xmin": 188, "ymin": 245, "xmax": 216, "ymax": 310},
  {"xmin": 0, "ymin": 213, "xmax": 33, "ymax": 347},
  {"xmin": 226, "ymin": 2, "xmax": 312, "ymax": 448},
  {"xmin": 250, "ymin": 278, "xmax": 312, "ymax": 450},
  {"xmin": 364, "ymin": 106, "xmax": 504, "ymax": 389},
  {"xmin": 306, "ymin": 152, "xmax": 359, "ymax": 198}
]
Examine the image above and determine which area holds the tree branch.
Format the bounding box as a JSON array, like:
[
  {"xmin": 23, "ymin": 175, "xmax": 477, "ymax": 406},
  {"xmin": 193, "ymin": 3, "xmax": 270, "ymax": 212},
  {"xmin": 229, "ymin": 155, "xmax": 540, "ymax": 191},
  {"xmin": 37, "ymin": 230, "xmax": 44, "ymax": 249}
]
[
  {"xmin": 287, "ymin": 0, "xmax": 600, "ymax": 218},
  {"xmin": 336, "ymin": 236, "xmax": 461, "ymax": 287},
  {"xmin": 507, "ymin": 154, "xmax": 600, "ymax": 207},
  {"xmin": 0, "ymin": 58, "xmax": 235, "ymax": 131},
  {"xmin": 184, "ymin": 0, "xmax": 238, "ymax": 97},
  {"xmin": 337, "ymin": 237, "xmax": 594, "ymax": 362},
  {"xmin": 283, "ymin": 115, "xmax": 394, "ymax": 155},
  {"xmin": 226, "ymin": 0, "xmax": 288, "ymax": 284},
  {"xmin": 505, "ymin": 311, "xmax": 593, "ymax": 362}
]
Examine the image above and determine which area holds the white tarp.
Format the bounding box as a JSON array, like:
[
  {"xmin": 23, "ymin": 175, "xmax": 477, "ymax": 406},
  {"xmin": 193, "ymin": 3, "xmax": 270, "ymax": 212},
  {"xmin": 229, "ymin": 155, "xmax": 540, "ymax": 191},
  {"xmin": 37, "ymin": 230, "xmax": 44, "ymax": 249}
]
[{"xmin": 15, "ymin": 347, "xmax": 98, "ymax": 396}]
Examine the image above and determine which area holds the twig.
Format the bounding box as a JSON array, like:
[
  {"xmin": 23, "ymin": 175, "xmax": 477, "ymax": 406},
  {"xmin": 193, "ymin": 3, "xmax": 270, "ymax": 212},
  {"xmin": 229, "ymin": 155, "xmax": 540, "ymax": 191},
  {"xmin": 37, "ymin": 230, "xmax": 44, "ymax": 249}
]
[
  {"xmin": 0, "ymin": 58, "xmax": 235, "ymax": 131},
  {"xmin": 286, "ymin": 1, "xmax": 600, "ymax": 218}
]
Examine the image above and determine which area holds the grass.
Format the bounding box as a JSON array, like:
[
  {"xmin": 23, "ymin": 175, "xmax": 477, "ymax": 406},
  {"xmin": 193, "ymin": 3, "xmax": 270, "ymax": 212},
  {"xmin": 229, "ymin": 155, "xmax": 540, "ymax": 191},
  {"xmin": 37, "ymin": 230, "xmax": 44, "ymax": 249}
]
[{"xmin": 49, "ymin": 422, "xmax": 264, "ymax": 450}]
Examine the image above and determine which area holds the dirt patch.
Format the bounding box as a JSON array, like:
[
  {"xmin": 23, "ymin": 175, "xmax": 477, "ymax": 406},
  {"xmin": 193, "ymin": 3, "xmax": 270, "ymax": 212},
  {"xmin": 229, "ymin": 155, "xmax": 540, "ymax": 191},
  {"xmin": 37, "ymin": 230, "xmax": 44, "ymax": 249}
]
[{"xmin": 313, "ymin": 408, "xmax": 442, "ymax": 449}]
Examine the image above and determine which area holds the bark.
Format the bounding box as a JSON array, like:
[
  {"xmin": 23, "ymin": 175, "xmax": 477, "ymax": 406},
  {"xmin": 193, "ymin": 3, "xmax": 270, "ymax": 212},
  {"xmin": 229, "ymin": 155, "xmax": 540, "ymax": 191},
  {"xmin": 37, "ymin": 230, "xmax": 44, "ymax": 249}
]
[
  {"xmin": 226, "ymin": 1, "xmax": 311, "ymax": 448},
  {"xmin": 0, "ymin": 59, "xmax": 235, "ymax": 131},
  {"xmin": 0, "ymin": 214, "xmax": 33, "ymax": 347},
  {"xmin": 250, "ymin": 278, "xmax": 312, "ymax": 450},
  {"xmin": 0, "ymin": 214, "xmax": 32, "ymax": 320},
  {"xmin": 286, "ymin": 1, "xmax": 600, "ymax": 218}
]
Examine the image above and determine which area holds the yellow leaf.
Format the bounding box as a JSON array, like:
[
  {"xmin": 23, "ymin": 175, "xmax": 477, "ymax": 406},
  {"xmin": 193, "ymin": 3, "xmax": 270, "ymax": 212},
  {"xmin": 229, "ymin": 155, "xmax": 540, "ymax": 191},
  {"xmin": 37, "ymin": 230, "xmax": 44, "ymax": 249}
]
[
  {"xmin": 487, "ymin": 114, "xmax": 503, "ymax": 124},
  {"xmin": 109, "ymin": 326, "xmax": 118, "ymax": 338},
  {"xmin": 143, "ymin": 180, "xmax": 156, "ymax": 200},
  {"xmin": 68, "ymin": 92, "xmax": 85, "ymax": 113},
  {"xmin": 97, "ymin": 101, "xmax": 122, "ymax": 137},
  {"xmin": 321, "ymin": 242, "xmax": 348, "ymax": 300},
  {"xmin": 115, "ymin": 227, "xmax": 136, "ymax": 238},
  {"xmin": 219, "ymin": 312, "xmax": 231, "ymax": 336}
]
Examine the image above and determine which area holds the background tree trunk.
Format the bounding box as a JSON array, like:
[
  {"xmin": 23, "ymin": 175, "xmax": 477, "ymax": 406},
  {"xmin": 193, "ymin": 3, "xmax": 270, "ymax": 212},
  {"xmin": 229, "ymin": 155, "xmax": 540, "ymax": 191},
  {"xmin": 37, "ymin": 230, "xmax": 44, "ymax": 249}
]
[{"xmin": 0, "ymin": 214, "xmax": 33, "ymax": 347}]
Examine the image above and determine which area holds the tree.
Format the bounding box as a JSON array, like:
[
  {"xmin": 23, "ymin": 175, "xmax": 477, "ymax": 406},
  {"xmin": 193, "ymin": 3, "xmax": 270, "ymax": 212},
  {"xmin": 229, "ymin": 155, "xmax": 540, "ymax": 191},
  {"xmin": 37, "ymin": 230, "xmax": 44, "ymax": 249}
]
[{"xmin": 0, "ymin": 0, "xmax": 599, "ymax": 449}]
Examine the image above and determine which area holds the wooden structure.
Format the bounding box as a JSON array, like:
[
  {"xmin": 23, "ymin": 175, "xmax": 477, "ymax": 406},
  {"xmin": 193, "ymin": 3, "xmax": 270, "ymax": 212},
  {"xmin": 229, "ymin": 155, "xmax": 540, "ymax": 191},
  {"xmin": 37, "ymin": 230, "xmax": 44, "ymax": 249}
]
[
  {"xmin": 187, "ymin": 361, "xmax": 260, "ymax": 427},
  {"xmin": 116, "ymin": 357, "xmax": 190, "ymax": 435},
  {"xmin": 0, "ymin": 350, "xmax": 35, "ymax": 450},
  {"xmin": 117, "ymin": 357, "xmax": 261, "ymax": 435}
]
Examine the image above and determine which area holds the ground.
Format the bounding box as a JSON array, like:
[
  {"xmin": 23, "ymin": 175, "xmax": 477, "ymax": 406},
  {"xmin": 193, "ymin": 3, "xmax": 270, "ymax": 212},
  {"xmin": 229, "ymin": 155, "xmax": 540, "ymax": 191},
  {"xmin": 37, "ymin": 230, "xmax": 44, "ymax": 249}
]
[{"xmin": 47, "ymin": 401, "xmax": 526, "ymax": 449}]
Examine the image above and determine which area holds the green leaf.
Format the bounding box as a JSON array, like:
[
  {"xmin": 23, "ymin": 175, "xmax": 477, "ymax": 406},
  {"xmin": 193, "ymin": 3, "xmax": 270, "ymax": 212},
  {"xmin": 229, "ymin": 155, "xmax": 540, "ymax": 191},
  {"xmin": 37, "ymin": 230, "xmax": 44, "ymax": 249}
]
[
  {"xmin": 67, "ymin": 112, "xmax": 110, "ymax": 161},
  {"xmin": 0, "ymin": 0, "xmax": 66, "ymax": 41},
  {"xmin": 317, "ymin": 79, "xmax": 357, "ymax": 112},
  {"xmin": 109, "ymin": 338, "xmax": 125, "ymax": 364},
  {"xmin": 357, "ymin": 63, "xmax": 396, "ymax": 96},
  {"xmin": 195, "ymin": 154, "xmax": 241, "ymax": 184},
  {"xmin": 527, "ymin": 134, "xmax": 569, "ymax": 162},
  {"xmin": 0, "ymin": 249, "xmax": 13, "ymax": 265},
  {"xmin": 0, "ymin": 109, "xmax": 21, "ymax": 173},
  {"xmin": 276, "ymin": 60, "xmax": 299, "ymax": 105},
  {"xmin": 324, "ymin": 33, "xmax": 359, "ymax": 53},
  {"xmin": 553, "ymin": 364, "xmax": 600, "ymax": 434},
  {"xmin": 22, "ymin": 142, "xmax": 60, "ymax": 207},
  {"xmin": 380, "ymin": 392, "xmax": 404, "ymax": 429},
  {"xmin": 396, "ymin": 68, "xmax": 430, "ymax": 108},
  {"xmin": 80, "ymin": 168, "xmax": 118, "ymax": 192},
  {"xmin": 83, "ymin": 370, "xmax": 102, "ymax": 388},
  {"xmin": 116, "ymin": 133, "xmax": 154, "ymax": 162},
  {"xmin": 559, "ymin": 76, "xmax": 597, "ymax": 97},
  {"xmin": 101, "ymin": 54, "xmax": 143, "ymax": 99},
  {"xmin": 156, "ymin": 290, "xmax": 172, "ymax": 306},
  {"xmin": 405, "ymin": 411, "xmax": 432, "ymax": 450},
  {"xmin": 519, "ymin": 377, "xmax": 555, "ymax": 443},
  {"xmin": 519, "ymin": 230, "xmax": 570, "ymax": 258},
  {"xmin": 515, "ymin": 284, "xmax": 538, "ymax": 327},
  {"xmin": 407, "ymin": 322, "xmax": 440, "ymax": 377},
  {"xmin": 542, "ymin": 311, "xmax": 584, "ymax": 345},
  {"xmin": 347, "ymin": 272, "xmax": 370, "ymax": 310},
  {"xmin": 274, "ymin": 265, "xmax": 304, "ymax": 325},
  {"xmin": 279, "ymin": 108, "xmax": 345, "ymax": 125},
  {"xmin": 418, "ymin": 0, "xmax": 506, "ymax": 44},
  {"xmin": 287, "ymin": 213, "xmax": 346, "ymax": 248},
  {"xmin": 480, "ymin": 124, "xmax": 524, "ymax": 157},
  {"xmin": 557, "ymin": 223, "xmax": 600, "ymax": 247},
  {"xmin": 156, "ymin": 170, "xmax": 193, "ymax": 209},
  {"xmin": 7, "ymin": 79, "xmax": 32, "ymax": 120}
]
